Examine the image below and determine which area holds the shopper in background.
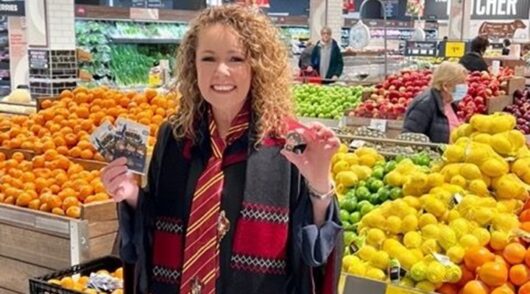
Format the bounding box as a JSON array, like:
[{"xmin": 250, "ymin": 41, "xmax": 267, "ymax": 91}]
[
  {"xmin": 298, "ymin": 40, "xmax": 314, "ymax": 70},
  {"xmin": 403, "ymin": 62, "xmax": 467, "ymax": 143},
  {"xmin": 502, "ymin": 38, "xmax": 511, "ymax": 56},
  {"xmin": 459, "ymin": 36, "xmax": 489, "ymax": 72},
  {"xmin": 101, "ymin": 5, "xmax": 342, "ymax": 294},
  {"xmin": 309, "ymin": 27, "xmax": 344, "ymax": 82}
]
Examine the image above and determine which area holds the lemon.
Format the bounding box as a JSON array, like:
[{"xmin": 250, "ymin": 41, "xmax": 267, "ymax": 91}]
[
  {"xmin": 383, "ymin": 239, "xmax": 405, "ymax": 256},
  {"xmin": 350, "ymin": 165, "xmax": 372, "ymax": 181},
  {"xmin": 338, "ymin": 144, "xmax": 349, "ymax": 153},
  {"xmin": 342, "ymin": 255, "xmax": 360, "ymax": 271},
  {"xmin": 398, "ymin": 277, "xmax": 415, "ymax": 288},
  {"xmin": 447, "ymin": 245, "xmax": 466, "ymax": 264},
  {"xmin": 415, "ymin": 281, "xmax": 436, "ymax": 292},
  {"xmin": 491, "ymin": 133, "xmax": 513, "ymax": 156},
  {"xmin": 398, "ymin": 251, "xmax": 420, "ymax": 270},
  {"xmin": 385, "ymin": 216, "xmax": 402, "ymax": 235},
  {"xmin": 459, "ymin": 234, "xmax": 480, "ymax": 249},
  {"xmin": 401, "ymin": 214, "xmax": 419, "ymax": 233},
  {"xmin": 438, "ymin": 225, "xmax": 457, "ymax": 250},
  {"xmin": 366, "ymin": 228, "xmax": 386, "ymax": 247},
  {"xmin": 450, "ymin": 175, "xmax": 467, "ymax": 188},
  {"xmin": 480, "ymin": 157, "xmax": 509, "ymax": 178},
  {"xmin": 423, "ymin": 198, "xmax": 447, "ymax": 218},
  {"xmin": 426, "ymin": 261, "xmax": 446, "ymax": 284},
  {"xmin": 332, "ymin": 153, "xmax": 346, "ymax": 164},
  {"xmin": 359, "ymin": 154, "xmax": 377, "ymax": 167},
  {"xmin": 335, "ymin": 171, "xmax": 359, "ymax": 187},
  {"xmin": 468, "ymin": 179, "xmax": 489, "ymax": 196},
  {"xmin": 472, "ymin": 227, "xmax": 491, "ymax": 247},
  {"xmin": 403, "ymin": 231, "xmax": 422, "ymax": 249},
  {"xmin": 410, "ymin": 249, "xmax": 424, "ymax": 261},
  {"xmin": 418, "ymin": 213, "xmax": 438, "ymax": 228},
  {"xmin": 409, "ymin": 261, "xmax": 427, "ymax": 281},
  {"xmin": 384, "ymin": 171, "xmax": 404, "ymax": 187},
  {"xmin": 421, "ymin": 239, "xmax": 441, "ymax": 255},
  {"xmin": 473, "ymin": 207, "xmax": 494, "ymax": 226},
  {"xmin": 357, "ymin": 245, "xmax": 377, "ymax": 262},
  {"xmin": 333, "ymin": 160, "xmax": 350, "ymax": 174},
  {"xmin": 444, "ymin": 144, "xmax": 465, "ymax": 163},
  {"xmin": 421, "ymin": 224, "xmax": 440, "ymax": 240},
  {"xmin": 490, "ymin": 230, "xmax": 510, "ymax": 251},
  {"xmin": 492, "ymin": 213, "xmax": 520, "ymax": 232},
  {"xmin": 362, "ymin": 212, "xmax": 386, "ymax": 229},
  {"xmin": 403, "ymin": 196, "xmax": 421, "ymax": 209},
  {"xmin": 446, "ymin": 210, "xmax": 461, "ymax": 222},
  {"xmin": 347, "ymin": 262, "xmax": 367, "ymax": 276},
  {"xmin": 365, "ymin": 267, "xmax": 387, "ymax": 281},
  {"xmin": 445, "ymin": 264, "xmax": 462, "ymax": 283},
  {"xmin": 449, "ymin": 218, "xmax": 470, "ymax": 239},
  {"xmin": 370, "ymin": 251, "xmax": 390, "ymax": 270},
  {"xmin": 427, "ymin": 173, "xmax": 445, "ymax": 188},
  {"xmin": 343, "ymin": 153, "xmax": 359, "ymax": 165}
]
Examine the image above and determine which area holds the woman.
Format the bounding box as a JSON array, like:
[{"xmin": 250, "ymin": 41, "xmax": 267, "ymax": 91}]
[
  {"xmin": 101, "ymin": 5, "xmax": 343, "ymax": 294},
  {"xmin": 403, "ymin": 62, "xmax": 467, "ymax": 143},
  {"xmin": 502, "ymin": 38, "xmax": 511, "ymax": 56},
  {"xmin": 459, "ymin": 36, "xmax": 489, "ymax": 72}
]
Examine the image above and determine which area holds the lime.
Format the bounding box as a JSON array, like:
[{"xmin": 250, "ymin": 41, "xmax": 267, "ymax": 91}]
[
  {"xmin": 384, "ymin": 161, "xmax": 397, "ymax": 174},
  {"xmin": 358, "ymin": 180, "xmax": 367, "ymax": 187},
  {"xmin": 369, "ymin": 179, "xmax": 385, "ymax": 193},
  {"xmin": 376, "ymin": 187, "xmax": 390, "ymax": 203},
  {"xmin": 372, "ymin": 167, "xmax": 385, "ymax": 180},
  {"xmin": 349, "ymin": 211, "xmax": 361, "ymax": 224},
  {"xmin": 355, "ymin": 186, "xmax": 371, "ymax": 201},
  {"xmin": 369, "ymin": 193, "xmax": 381, "ymax": 205},
  {"xmin": 344, "ymin": 231, "xmax": 357, "ymax": 246},
  {"xmin": 360, "ymin": 202, "xmax": 375, "ymax": 216},
  {"xmin": 340, "ymin": 198, "xmax": 358, "ymax": 213},
  {"xmin": 389, "ymin": 187, "xmax": 402, "ymax": 200},
  {"xmin": 409, "ymin": 261, "xmax": 427, "ymax": 281},
  {"xmin": 344, "ymin": 189, "xmax": 357, "ymax": 199},
  {"xmin": 340, "ymin": 209, "xmax": 350, "ymax": 223}
]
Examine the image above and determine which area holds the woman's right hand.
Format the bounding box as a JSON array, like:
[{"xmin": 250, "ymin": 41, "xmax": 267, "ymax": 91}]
[{"xmin": 101, "ymin": 157, "xmax": 139, "ymax": 208}]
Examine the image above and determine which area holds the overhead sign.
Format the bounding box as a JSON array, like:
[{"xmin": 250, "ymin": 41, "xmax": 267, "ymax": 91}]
[
  {"xmin": 404, "ymin": 41, "xmax": 438, "ymax": 57},
  {"xmin": 423, "ymin": 0, "xmax": 530, "ymax": 20},
  {"xmin": 444, "ymin": 41, "xmax": 466, "ymax": 58},
  {"xmin": 0, "ymin": 0, "xmax": 24, "ymax": 16}
]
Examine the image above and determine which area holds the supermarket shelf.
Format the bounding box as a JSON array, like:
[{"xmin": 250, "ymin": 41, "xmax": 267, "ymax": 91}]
[
  {"xmin": 110, "ymin": 37, "xmax": 181, "ymax": 44},
  {"xmin": 299, "ymin": 117, "xmax": 341, "ymax": 128}
]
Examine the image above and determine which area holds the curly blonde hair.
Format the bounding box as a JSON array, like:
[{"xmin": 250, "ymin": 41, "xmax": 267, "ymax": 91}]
[{"xmin": 169, "ymin": 4, "xmax": 293, "ymax": 145}]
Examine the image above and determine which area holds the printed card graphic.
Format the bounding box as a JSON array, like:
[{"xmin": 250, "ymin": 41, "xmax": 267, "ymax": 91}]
[
  {"xmin": 114, "ymin": 117, "xmax": 149, "ymax": 174},
  {"xmin": 90, "ymin": 121, "xmax": 117, "ymax": 162}
]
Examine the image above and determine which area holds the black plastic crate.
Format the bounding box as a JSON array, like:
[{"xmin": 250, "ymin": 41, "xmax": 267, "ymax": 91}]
[{"xmin": 29, "ymin": 255, "xmax": 123, "ymax": 294}]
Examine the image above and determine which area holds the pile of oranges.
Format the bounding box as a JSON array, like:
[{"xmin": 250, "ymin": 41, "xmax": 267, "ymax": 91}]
[
  {"xmin": 0, "ymin": 151, "xmax": 109, "ymax": 218},
  {"xmin": 0, "ymin": 86, "xmax": 178, "ymax": 161},
  {"xmin": 47, "ymin": 267, "xmax": 123, "ymax": 293},
  {"xmin": 436, "ymin": 201, "xmax": 530, "ymax": 294}
]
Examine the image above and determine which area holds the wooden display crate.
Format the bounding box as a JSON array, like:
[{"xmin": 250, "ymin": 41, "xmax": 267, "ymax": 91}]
[
  {"xmin": 0, "ymin": 201, "xmax": 118, "ymax": 294},
  {"xmin": 506, "ymin": 76, "xmax": 526, "ymax": 95},
  {"xmin": 343, "ymin": 116, "xmax": 404, "ymax": 139},
  {"xmin": 486, "ymin": 95, "xmax": 513, "ymax": 114}
]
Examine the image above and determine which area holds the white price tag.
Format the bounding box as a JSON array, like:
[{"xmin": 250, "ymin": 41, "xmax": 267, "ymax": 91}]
[
  {"xmin": 433, "ymin": 253, "xmax": 453, "ymax": 267},
  {"xmin": 369, "ymin": 119, "xmax": 387, "ymax": 132},
  {"xmin": 349, "ymin": 140, "xmax": 366, "ymax": 149}
]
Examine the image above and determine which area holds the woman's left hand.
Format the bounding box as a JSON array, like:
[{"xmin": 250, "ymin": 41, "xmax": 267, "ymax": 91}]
[{"xmin": 281, "ymin": 122, "xmax": 340, "ymax": 193}]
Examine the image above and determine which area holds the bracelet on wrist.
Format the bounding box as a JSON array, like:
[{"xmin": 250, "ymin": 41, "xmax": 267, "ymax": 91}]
[{"xmin": 305, "ymin": 179, "xmax": 335, "ymax": 200}]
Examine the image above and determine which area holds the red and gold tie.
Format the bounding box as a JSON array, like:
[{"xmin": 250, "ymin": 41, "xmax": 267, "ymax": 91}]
[{"xmin": 180, "ymin": 107, "xmax": 249, "ymax": 294}]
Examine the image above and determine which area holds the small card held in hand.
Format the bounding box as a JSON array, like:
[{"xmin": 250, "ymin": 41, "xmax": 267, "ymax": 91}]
[{"xmin": 89, "ymin": 118, "xmax": 149, "ymax": 174}]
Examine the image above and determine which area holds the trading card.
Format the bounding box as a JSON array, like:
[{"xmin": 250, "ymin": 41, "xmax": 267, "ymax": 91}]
[
  {"xmin": 90, "ymin": 121, "xmax": 117, "ymax": 162},
  {"xmin": 114, "ymin": 117, "xmax": 149, "ymax": 174}
]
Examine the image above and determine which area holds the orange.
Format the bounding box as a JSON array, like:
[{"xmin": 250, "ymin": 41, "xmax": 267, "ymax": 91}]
[
  {"xmin": 56, "ymin": 156, "xmax": 70, "ymax": 170},
  {"xmin": 15, "ymin": 192, "xmax": 32, "ymax": 207},
  {"xmin": 94, "ymin": 152, "xmax": 105, "ymax": 161},
  {"xmin": 11, "ymin": 151, "xmax": 25, "ymax": 162},
  {"xmin": 520, "ymin": 281, "xmax": 530, "ymax": 294},
  {"xmin": 52, "ymin": 207, "xmax": 65, "ymax": 216},
  {"xmin": 52, "ymin": 136, "xmax": 66, "ymax": 147},
  {"xmin": 64, "ymin": 133, "xmax": 78, "ymax": 147},
  {"xmin": 0, "ymin": 193, "xmax": 4, "ymax": 202},
  {"xmin": 23, "ymin": 182, "xmax": 36, "ymax": 192},
  {"xmin": 4, "ymin": 196, "xmax": 15, "ymax": 205},
  {"xmin": 56, "ymin": 146, "xmax": 69, "ymax": 156},
  {"xmin": 437, "ymin": 283, "xmax": 458, "ymax": 294},
  {"xmin": 40, "ymin": 99, "xmax": 53, "ymax": 109},
  {"xmin": 20, "ymin": 141, "xmax": 34, "ymax": 150},
  {"xmin": 39, "ymin": 203, "xmax": 51, "ymax": 212},
  {"xmin": 465, "ymin": 246, "xmax": 495, "ymax": 272},
  {"xmin": 80, "ymin": 119, "xmax": 93, "ymax": 132},
  {"xmin": 94, "ymin": 193, "xmax": 109, "ymax": 202},
  {"xmin": 504, "ymin": 243, "xmax": 526, "ymax": 265},
  {"xmin": 21, "ymin": 171, "xmax": 35, "ymax": 182},
  {"xmin": 32, "ymin": 155, "xmax": 45, "ymax": 168},
  {"xmin": 462, "ymin": 280, "xmax": 489, "ymax": 294},
  {"xmin": 66, "ymin": 206, "xmax": 81, "ymax": 218},
  {"xmin": 80, "ymin": 149, "xmax": 94, "ymax": 160},
  {"xmin": 8, "ymin": 137, "xmax": 21, "ymax": 149},
  {"xmin": 62, "ymin": 196, "xmax": 79, "ymax": 210},
  {"xmin": 521, "ymin": 210, "xmax": 530, "ymax": 222},
  {"xmin": 491, "ymin": 284, "xmax": 515, "ymax": 294},
  {"xmin": 47, "ymin": 195, "xmax": 62, "ymax": 209},
  {"xmin": 58, "ymin": 188, "xmax": 77, "ymax": 200},
  {"xmin": 75, "ymin": 106, "xmax": 90, "ymax": 119},
  {"xmin": 479, "ymin": 261, "xmax": 508, "ymax": 287},
  {"xmin": 509, "ymin": 264, "xmax": 530, "ymax": 286},
  {"xmin": 69, "ymin": 146, "xmax": 82, "ymax": 158},
  {"xmin": 52, "ymin": 114, "xmax": 65, "ymax": 124},
  {"xmin": 78, "ymin": 185, "xmax": 94, "ymax": 201},
  {"xmin": 28, "ymin": 199, "xmax": 41, "ymax": 210}
]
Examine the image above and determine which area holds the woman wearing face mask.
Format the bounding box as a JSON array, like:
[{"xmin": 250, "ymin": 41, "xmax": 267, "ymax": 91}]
[{"xmin": 402, "ymin": 62, "xmax": 468, "ymax": 143}]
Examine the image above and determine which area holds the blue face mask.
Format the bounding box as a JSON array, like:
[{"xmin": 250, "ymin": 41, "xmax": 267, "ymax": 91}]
[{"xmin": 452, "ymin": 84, "xmax": 468, "ymax": 102}]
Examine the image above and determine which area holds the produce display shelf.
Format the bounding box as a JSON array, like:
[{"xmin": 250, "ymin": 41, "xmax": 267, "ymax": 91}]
[
  {"xmin": 0, "ymin": 201, "xmax": 118, "ymax": 293},
  {"xmin": 0, "ymin": 147, "xmax": 107, "ymax": 171},
  {"xmin": 339, "ymin": 274, "xmax": 431, "ymax": 294},
  {"xmin": 110, "ymin": 37, "xmax": 181, "ymax": 44},
  {"xmin": 299, "ymin": 117, "xmax": 342, "ymax": 128},
  {"xmin": 335, "ymin": 134, "xmax": 444, "ymax": 149}
]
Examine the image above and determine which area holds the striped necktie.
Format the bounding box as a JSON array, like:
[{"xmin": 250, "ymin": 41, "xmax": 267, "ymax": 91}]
[{"xmin": 180, "ymin": 106, "xmax": 249, "ymax": 294}]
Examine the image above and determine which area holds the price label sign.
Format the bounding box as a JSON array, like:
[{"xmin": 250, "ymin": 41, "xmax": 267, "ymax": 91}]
[
  {"xmin": 445, "ymin": 41, "xmax": 466, "ymax": 58},
  {"xmin": 369, "ymin": 119, "xmax": 387, "ymax": 132},
  {"xmin": 349, "ymin": 140, "xmax": 366, "ymax": 149}
]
